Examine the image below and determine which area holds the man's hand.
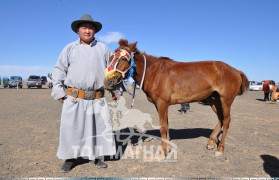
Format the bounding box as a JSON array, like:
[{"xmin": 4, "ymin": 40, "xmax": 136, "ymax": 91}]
[
  {"xmin": 110, "ymin": 91, "xmax": 117, "ymax": 101},
  {"xmin": 58, "ymin": 96, "xmax": 67, "ymax": 103},
  {"xmin": 111, "ymin": 90, "xmax": 122, "ymax": 101}
]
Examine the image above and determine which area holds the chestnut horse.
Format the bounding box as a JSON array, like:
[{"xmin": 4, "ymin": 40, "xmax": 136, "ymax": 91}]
[{"xmin": 104, "ymin": 39, "xmax": 249, "ymax": 157}]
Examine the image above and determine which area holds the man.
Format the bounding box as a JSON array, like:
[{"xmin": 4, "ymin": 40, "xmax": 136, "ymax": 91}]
[{"xmin": 51, "ymin": 14, "xmax": 116, "ymax": 173}]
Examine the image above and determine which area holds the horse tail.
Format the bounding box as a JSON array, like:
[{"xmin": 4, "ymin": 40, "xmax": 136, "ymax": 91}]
[{"xmin": 238, "ymin": 71, "xmax": 249, "ymax": 95}]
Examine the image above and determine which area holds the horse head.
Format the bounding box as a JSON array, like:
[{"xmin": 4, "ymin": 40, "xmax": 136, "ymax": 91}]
[{"xmin": 104, "ymin": 39, "xmax": 138, "ymax": 91}]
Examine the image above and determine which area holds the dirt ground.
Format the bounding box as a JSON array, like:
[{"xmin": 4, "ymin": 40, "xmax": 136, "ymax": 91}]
[{"xmin": 0, "ymin": 85, "xmax": 278, "ymax": 178}]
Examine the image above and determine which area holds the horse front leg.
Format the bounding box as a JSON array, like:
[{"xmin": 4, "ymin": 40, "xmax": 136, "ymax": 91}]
[{"xmin": 155, "ymin": 99, "xmax": 169, "ymax": 156}]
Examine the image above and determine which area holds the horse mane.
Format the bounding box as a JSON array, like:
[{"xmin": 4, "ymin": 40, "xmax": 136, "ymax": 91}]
[
  {"xmin": 139, "ymin": 52, "xmax": 174, "ymax": 65},
  {"xmin": 139, "ymin": 50, "xmax": 173, "ymax": 62},
  {"xmin": 118, "ymin": 39, "xmax": 174, "ymax": 62},
  {"xmin": 159, "ymin": 56, "xmax": 172, "ymax": 61},
  {"xmin": 119, "ymin": 39, "xmax": 129, "ymax": 46}
]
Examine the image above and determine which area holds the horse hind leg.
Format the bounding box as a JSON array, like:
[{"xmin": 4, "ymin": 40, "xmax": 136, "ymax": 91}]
[
  {"xmin": 207, "ymin": 92, "xmax": 233, "ymax": 156},
  {"xmin": 215, "ymin": 101, "xmax": 232, "ymax": 156},
  {"xmin": 204, "ymin": 93, "xmax": 222, "ymax": 150},
  {"xmin": 207, "ymin": 119, "xmax": 222, "ymax": 150}
]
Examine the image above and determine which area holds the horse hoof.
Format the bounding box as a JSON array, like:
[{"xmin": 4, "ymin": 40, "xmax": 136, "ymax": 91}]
[
  {"xmin": 206, "ymin": 144, "xmax": 215, "ymax": 150},
  {"xmin": 215, "ymin": 151, "xmax": 223, "ymax": 156}
]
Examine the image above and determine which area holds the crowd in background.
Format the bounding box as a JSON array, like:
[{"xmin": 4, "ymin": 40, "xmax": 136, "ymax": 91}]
[{"xmin": 262, "ymin": 80, "xmax": 279, "ymax": 102}]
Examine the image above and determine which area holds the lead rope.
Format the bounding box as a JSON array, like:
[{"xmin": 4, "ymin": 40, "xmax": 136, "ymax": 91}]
[{"xmin": 123, "ymin": 54, "xmax": 147, "ymax": 115}]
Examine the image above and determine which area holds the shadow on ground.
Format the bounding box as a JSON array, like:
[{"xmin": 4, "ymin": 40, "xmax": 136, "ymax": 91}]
[
  {"xmin": 261, "ymin": 154, "xmax": 279, "ymax": 177},
  {"xmin": 69, "ymin": 127, "xmax": 213, "ymax": 170},
  {"xmin": 146, "ymin": 128, "xmax": 212, "ymax": 140},
  {"xmin": 106, "ymin": 127, "xmax": 212, "ymax": 161}
]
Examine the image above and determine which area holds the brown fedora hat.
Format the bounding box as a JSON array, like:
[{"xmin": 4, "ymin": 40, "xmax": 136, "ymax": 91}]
[{"xmin": 71, "ymin": 14, "xmax": 102, "ymax": 33}]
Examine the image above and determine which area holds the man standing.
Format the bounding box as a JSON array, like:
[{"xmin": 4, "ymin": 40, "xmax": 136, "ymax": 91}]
[{"xmin": 51, "ymin": 14, "xmax": 116, "ymax": 173}]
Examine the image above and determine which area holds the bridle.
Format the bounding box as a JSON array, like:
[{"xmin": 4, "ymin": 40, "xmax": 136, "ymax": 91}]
[
  {"xmin": 105, "ymin": 49, "xmax": 133, "ymax": 81},
  {"xmin": 105, "ymin": 48, "xmax": 147, "ymax": 109},
  {"xmin": 105, "ymin": 48, "xmax": 146, "ymax": 89}
]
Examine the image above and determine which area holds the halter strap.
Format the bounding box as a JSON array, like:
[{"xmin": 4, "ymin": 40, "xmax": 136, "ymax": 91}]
[
  {"xmin": 105, "ymin": 49, "xmax": 132, "ymax": 79},
  {"xmin": 139, "ymin": 54, "xmax": 146, "ymax": 90},
  {"xmin": 104, "ymin": 49, "xmax": 147, "ymax": 109},
  {"xmin": 129, "ymin": 54, "xmax": 146, "ymax": 108}
]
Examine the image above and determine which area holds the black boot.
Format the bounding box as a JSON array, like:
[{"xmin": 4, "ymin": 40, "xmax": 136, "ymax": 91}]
[
  {"xmin": 60, "ymin": 159, "xmax": 76, "ymax": 173},
  {"xmin": 94, "ymin": 158, "xmax": 108, "ymax": 168}
]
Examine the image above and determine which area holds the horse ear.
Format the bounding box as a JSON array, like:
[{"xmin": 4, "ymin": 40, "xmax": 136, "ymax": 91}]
[
  {"xmin": 129, "ymin": 41, "xmax": 138, "ymax": 51},
  {"xmin": 118, "ymin": 39, "xmax": 129, "ymax": 46}
]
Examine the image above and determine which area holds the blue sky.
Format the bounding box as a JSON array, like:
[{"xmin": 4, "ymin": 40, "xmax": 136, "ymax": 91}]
[{"xmin": 0, "ymin": 0, "xmax": 278, "ymax": 82}]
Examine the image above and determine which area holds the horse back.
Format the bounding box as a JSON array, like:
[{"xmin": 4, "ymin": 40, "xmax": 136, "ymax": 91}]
[{"xmin": 147, "ymin": 60, "xmax": 247, "ymax": 104}]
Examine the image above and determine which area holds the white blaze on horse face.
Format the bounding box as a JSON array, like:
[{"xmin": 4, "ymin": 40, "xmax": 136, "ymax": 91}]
[{"xmin": 120, "ymin": 51, "xmax": 127, "ymax": 57}]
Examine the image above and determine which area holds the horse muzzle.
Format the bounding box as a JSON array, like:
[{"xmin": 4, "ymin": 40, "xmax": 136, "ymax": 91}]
[{"xmin": 104, "ymin": 78, "xmax": 118, "ymax": 91}]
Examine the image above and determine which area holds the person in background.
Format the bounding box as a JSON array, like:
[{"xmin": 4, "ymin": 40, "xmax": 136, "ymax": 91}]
[
  {"xmin": 273, "ymin": 89, "xmax": 279, "ymax": 102},
  {"xmin": 268, "ymin": 80, "xmax": 276, "ymax": 101},
  {"xmin": 262, "ymin": 80, "xmax": 270, "ymax": 101},
  {"xmin": 178, "ymin": 103, "xmax": 190, "ymax": 114},
  {"xmin": 51, "ymin": 14, "xmax": 116, "ymax": 173}
]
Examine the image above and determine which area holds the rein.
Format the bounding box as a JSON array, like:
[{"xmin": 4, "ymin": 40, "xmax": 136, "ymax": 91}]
[
  {"xmin": 139, "ymin": 54, "xmax": 147, "ymax": 90},
  {"xmin": 121, "ymin": 54, "xmax": 146, "ymax": 116},
  {"xmin": 105, "ymin": 49, "xmax": 147, "ymax": 110},
  {"xmin": 130, "ymin": 53, "xmax": 146, "ymax": 108}
]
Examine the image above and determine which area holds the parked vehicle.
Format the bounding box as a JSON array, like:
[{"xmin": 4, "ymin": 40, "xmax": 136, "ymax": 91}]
[
  {"xmin": 8, "ymin": 76, "xmax": 23, "ymax": 88},
  {"xmin": 249, "ymin": 82, "xmax": 263, "ymax": 91},
  {"xmin": 2, "ymin": 76, "xmax": 9, "ymax": 88},
  {"xmin": 249, "ymin": 81, "xmax": 257, "ymax": 85},
  {"xmin": 27, "ymin": 75, "xmax": 42, "ymax": 89},
  {"xmin": 40, "ymin": 76, "xmax": 47, "ymax": 85}
]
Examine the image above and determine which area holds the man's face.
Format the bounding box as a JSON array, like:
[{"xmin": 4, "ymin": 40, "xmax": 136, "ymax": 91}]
[{"xmin": 77, "ymin": 23, "xmax": 95, "ymax": 44}]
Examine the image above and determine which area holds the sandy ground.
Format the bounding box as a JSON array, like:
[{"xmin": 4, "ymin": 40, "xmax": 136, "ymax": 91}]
[{"xmin": 0, "ymin": 85, "xmax": 278, "ymax": 178}]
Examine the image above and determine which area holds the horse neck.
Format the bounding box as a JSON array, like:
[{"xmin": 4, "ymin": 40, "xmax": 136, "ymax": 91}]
[{"xmin": 133, "ymin": 53, "xmax": 158, "ymax": 90}]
